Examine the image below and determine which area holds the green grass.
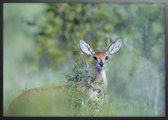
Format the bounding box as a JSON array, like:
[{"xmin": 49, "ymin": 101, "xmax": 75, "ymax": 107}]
[{"xmin": 4, "ymin": 85, "xmax": 157, "ymax": 117}]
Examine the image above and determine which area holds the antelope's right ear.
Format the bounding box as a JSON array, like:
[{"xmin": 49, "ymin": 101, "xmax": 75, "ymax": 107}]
[
  {"xmin": 80, "ymin": 40, "xmax": 95, "ymax": 56},
  {"xmin": 106, "ymin": 40, "xmax": 122, "ymax": 55}
]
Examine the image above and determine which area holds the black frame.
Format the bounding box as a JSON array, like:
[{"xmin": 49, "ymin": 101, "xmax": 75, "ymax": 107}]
[{"xmin": 1, "ymin": 0, "xmax": 167, "ymax": 119}]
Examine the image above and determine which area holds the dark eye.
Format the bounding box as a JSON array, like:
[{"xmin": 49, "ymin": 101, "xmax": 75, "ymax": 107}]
[
  {"xmin": 105, "ymin": 56, "xmax": 109, "ymax": 60},
  {"xmin": 93, "ymin": 56, "xmax": 98, "ymax": 61}
]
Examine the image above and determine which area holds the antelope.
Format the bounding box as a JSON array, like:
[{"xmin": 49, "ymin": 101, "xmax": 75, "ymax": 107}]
[
  {"xmin": 5, "ymin": 40, "xmax": 122, "ymax": 116},
  {"xmin": 79, "ymin": 40, "xmax": 122, "ymax": 107}
]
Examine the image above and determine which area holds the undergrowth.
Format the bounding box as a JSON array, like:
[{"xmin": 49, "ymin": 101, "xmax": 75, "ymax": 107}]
[{"xmin": 65, "ymin": 64, "xmax": 104, "ymax": 116}]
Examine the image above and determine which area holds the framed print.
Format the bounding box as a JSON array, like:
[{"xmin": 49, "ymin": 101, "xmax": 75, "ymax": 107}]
[{"xmin": 2, "ymin": 0, "xmax": 167, "ymax": 118}]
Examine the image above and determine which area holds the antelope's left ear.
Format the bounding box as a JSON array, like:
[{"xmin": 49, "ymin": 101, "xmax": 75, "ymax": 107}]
[
  {"xmin": 80, "ymin": 40, "xmax": 95, "ymax": 56},
  {"xmin": 106, "ymin": 40, "xmax": 122, "ymax": 55}
]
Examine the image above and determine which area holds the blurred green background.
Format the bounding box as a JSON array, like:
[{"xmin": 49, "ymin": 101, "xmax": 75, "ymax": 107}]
[{"xmin": 3, "ymin": 3, "xmax": 165, "ymax": 116}]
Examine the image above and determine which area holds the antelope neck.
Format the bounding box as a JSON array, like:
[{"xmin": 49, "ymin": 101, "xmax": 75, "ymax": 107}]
[{"xmin": 95, "ymin": 67, "xmax": 107, "ymax": 87}]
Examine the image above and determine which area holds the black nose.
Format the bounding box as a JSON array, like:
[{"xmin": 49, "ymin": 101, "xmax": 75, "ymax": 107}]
[{"xmin": 100, "ymin": 61, "xmax": 104, "ymax": 67}]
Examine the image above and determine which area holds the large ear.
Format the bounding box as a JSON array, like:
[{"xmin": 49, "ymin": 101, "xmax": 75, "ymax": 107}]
[
  {"xmin": 80, "ymin": 40, "xmax": 95, "ymax": 56},
  {"xmin": 106, "ymin": 40, "xmax": 122, "ymax": 55}
]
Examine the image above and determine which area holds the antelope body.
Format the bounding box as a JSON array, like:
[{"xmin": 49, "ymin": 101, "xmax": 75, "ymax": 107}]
[{"xmin": 5, "ymin": 40, "xmax": 122, "ymax": 116}]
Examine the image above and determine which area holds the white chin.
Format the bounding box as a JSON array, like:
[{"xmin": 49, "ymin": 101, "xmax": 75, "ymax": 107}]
[{"xmin": 97, "ymin": 66, "xmax": 104, "ymax": 70}]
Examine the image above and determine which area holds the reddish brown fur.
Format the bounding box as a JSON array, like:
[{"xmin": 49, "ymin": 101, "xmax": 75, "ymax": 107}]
[{"xmin": 95, "ymin": 51, "xmax": 107, "ymax": 59}]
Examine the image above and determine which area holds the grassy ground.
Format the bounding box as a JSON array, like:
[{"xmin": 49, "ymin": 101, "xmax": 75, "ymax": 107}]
[{"xmin": 4, "ymin": 86, "xmax": 156, "ymax": 117}]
